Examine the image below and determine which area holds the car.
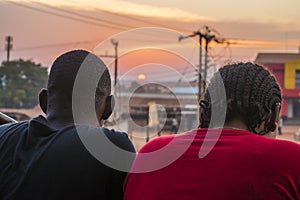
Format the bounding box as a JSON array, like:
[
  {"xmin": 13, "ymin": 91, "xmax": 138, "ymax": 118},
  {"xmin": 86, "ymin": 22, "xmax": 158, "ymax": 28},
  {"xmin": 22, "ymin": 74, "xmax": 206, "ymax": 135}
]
[{"xmin": 0, "ymin": 112, "xmax": 17, "ymax": 125}]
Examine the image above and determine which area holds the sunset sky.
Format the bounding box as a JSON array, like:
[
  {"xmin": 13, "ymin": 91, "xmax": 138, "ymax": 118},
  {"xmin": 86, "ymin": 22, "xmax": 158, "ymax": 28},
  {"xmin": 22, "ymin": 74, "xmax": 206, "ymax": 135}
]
[{"xmin": 1, "ymin": 0, "xmax": 300, "ymax": 81}]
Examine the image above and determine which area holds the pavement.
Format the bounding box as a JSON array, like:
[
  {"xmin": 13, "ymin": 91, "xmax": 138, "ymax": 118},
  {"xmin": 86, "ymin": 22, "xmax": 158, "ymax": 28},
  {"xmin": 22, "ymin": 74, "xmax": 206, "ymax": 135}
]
[{"xmin": 277, "ymin": 125, "xmax": 300, "ymax": 144}]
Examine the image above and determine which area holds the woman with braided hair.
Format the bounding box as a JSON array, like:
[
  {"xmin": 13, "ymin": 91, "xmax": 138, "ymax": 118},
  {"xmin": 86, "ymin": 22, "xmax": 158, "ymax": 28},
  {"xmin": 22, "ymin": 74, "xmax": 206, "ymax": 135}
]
[
  {"xmin": 200, "ymin": 62, "xmax": 282, "ymax": 136},
  {"xmin": 125, "ymin": 62, "xmax": 300, "ymax": 200}
]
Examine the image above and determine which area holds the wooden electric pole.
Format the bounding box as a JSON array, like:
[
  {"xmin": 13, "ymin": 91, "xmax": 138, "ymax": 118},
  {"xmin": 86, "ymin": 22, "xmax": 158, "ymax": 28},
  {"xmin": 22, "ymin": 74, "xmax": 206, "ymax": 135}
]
[{"xmin": 5, "ymin": 36, "xmax": 13, "ymax": 62}]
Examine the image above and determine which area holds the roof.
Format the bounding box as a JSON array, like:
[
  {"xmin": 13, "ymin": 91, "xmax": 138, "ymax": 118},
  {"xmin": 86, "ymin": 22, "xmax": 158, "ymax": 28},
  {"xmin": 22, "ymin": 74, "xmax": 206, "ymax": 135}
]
[
  {"xmin": 255, "ymin": 52, "xmax": 300, "ymax": 65},
  {"xmin": 171, "ymin": 86, "xmax": 198, "ymax": 94}
]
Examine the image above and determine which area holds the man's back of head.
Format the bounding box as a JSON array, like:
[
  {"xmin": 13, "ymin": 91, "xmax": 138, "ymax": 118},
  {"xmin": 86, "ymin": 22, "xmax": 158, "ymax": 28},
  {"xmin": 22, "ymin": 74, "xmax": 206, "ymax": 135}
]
[{"xmin": 40, "ymin": 49, "xmax": 113, "ymax": 127}]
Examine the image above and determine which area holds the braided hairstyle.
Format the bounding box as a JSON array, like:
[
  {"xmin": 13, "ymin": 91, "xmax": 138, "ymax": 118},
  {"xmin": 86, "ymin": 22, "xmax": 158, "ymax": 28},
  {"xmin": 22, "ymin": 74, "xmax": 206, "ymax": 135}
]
[{"xmin": 200, "ymin": 62, "xmax": 282, "ymax": 135}]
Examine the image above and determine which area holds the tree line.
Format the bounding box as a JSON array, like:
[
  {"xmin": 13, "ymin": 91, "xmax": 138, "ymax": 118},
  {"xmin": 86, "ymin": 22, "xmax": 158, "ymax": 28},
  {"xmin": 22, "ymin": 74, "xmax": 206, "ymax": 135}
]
[{"xmin": 0, "ymin": 59, "xmax": 48, "ymax": 108}]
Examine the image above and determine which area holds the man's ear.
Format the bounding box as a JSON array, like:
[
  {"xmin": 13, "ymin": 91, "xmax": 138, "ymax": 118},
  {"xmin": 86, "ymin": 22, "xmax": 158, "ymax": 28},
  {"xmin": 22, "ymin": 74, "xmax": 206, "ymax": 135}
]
[
  {"xmin": 101, "ymin": 95, "xmax": 115, "ymax": 120},
  {"xmin": 39, "ymin": 88, "xmax": 48, "ymax": 115}
]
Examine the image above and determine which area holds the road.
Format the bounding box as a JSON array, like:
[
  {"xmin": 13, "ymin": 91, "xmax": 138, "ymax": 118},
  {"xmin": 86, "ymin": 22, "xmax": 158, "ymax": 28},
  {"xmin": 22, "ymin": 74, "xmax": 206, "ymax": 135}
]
[{"xmin": 107, "ymin": 121, "xmax": 300, "ymax": 151}]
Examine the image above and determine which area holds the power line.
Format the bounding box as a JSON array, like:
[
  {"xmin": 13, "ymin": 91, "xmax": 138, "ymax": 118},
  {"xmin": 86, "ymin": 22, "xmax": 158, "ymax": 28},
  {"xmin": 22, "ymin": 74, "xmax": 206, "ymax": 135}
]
[
  {"xmin": 179, "ymin": 26, "xmax": 228, "ymax": 125},
  {"xmin": 175, "ymin": 44, "xmax": 197, "ymax": 87},
  {"xmin": 30, "ymin": 1, "xmax": 136, "ymax": 30},
  {"xmin": 6, "ymin": 2, "xmax": 286, "ymax": 48},
  {"xmin": 10, "ymin": 1, "xmax": 192, "ymax": 34},
  {"xmin": 66, "ymin": 0, "xmax": 192, "ymax": 33},
  {"xmin": 33, "ymin": 0, "xmax": 192, "ymax": 41},
  {"xmin": 208, "ymin": 44, "xmax": 232, "ymax": 65},
  {"xmin": 8, "ymin": 1, "xmax": 187, "ymax": 43},
  {"xmin": 116, "ymin": 37, "xmax": 178, "ymax": 43},
  {"xmin": 15, "ymin": 40, "xmax": 100, "ymax": 51},
  {"xmin": 7, "ymin": 1, "xmax": 128, "ymax": 31},
  {"xmin": 2, "ymin": 37, "xmax": 180, "ymax": 53}
]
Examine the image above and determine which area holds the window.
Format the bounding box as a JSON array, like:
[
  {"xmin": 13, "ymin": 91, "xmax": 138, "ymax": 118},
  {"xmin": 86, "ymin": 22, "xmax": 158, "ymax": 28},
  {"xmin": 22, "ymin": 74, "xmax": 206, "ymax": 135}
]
[{"xmin": 295, "ymin": 70, "xmax": 300, "ymax": 88}]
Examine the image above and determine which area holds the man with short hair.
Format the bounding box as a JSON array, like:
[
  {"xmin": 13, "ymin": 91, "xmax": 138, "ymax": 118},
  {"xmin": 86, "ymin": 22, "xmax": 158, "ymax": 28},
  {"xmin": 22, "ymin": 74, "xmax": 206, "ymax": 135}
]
[{"xmin": 0, "ymin": 50, "xmax": 135, "ymax": 200}]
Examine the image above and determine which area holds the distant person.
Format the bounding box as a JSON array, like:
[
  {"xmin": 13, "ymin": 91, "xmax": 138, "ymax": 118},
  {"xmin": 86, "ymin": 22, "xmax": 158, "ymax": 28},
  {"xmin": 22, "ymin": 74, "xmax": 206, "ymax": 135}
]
[
  {"xmin": 0, "ymin": 50, "xmax": 135, "ymax": 200},
  {"xmin": 278, "ymin": 116, "xmax": 283, "ymax": 135},
  {"xmin": 124, "ymin": 62, "xmax": 300, "ymax": 199},
  {"xmin": 170, "ymin": 117, "xmax": 178, "ymax": 134}
]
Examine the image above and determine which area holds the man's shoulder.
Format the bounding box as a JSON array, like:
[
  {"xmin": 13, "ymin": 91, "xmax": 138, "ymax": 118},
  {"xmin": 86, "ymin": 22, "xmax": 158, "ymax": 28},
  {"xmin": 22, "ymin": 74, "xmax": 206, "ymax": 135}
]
[
  {"xmin": 71, "ymin": 125, "xmax": 135, "ymax": 153},
  {"xmin": 100, "ymin": 127, "xmax": 135, "ymax": 152},
  {"xmin": 0, "ymin": 123, "xmax": 13, "ymax": 133},
  {"xmin": 100, "ymin": 127, "xmax": 129, "ymax": 138},
  {"xmin": 0, "ymin": 121, "xmax": 28, "ymax": 136},
  {"xmin": 75, "ymin": 126, "xmax": 131, "ymax": 141}
]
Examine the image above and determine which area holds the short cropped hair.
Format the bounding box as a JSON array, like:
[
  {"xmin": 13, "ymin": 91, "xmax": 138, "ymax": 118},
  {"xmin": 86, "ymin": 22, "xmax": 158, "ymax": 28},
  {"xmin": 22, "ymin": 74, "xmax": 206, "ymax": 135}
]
[
  {"xmin": 200, "ymin": 62, "xmax": 282, "ymax": 135},
  {"xmin": 47, "ymin": 50, "xmax": 111, "ymax": 108}
]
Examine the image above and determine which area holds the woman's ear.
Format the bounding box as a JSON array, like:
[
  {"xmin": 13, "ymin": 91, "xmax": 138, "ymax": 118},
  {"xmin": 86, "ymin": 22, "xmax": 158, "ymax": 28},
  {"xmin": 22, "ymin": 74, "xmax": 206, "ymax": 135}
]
[
  {"xmin": 266, "ymin": 103, "xmax": 281, "ymax": 133},
  {"xmin": 101, "ymin": 95, "xmax": 115, "ymax": 120},
  {"xmin": 39, "ymin": 88, "xmax": 48, "ymax": 115},
  {"xmin": 255, "ymin": 103, "xmax": 281, "ymax": 136},
  {"xmin": 199, "ymin": 100, "xmax": 209, "ymax": 128}
]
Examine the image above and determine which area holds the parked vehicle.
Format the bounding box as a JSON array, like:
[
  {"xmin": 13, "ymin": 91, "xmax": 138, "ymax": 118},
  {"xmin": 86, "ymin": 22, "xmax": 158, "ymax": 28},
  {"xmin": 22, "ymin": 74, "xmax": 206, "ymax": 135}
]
[{"xmin": 0, "ymin": 112, "xmax": 17, "ymax": 125}]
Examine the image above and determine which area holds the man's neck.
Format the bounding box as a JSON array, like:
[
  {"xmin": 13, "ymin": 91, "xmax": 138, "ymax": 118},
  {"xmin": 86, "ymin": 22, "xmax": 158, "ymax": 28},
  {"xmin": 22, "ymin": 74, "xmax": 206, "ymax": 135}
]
[{"xmin": 46, "ymin": 111, "xmax": 74, "ymax": 129}]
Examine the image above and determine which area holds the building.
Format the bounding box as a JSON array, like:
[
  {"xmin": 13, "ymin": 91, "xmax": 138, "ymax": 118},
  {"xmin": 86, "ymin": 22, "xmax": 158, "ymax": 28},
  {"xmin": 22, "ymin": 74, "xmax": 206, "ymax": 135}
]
[
  {"xmin": 255, "ymin": 50, "xmax": 300, "ymax": 121},
  {"xmin": 117, "ymin": 83, "xmax": 198, "ymax": 133}
]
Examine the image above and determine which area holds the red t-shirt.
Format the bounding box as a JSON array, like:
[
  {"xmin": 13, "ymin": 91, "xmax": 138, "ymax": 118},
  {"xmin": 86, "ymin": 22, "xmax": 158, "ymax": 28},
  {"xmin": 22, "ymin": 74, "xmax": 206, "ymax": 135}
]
[{"xmin": 124, "ymin": 128, "xmax": 300, "ymax": 200}]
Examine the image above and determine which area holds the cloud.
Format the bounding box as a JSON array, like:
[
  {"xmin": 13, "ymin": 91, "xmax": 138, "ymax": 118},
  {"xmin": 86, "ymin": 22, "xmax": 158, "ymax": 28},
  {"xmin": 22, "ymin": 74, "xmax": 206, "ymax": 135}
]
[
  {"xmin": 88, "ymin": 0, "xmax": 213, "ymax": 22},
  {"xmin": 9, "ymin": 0, "xmax": 213, "ymax": 22}
]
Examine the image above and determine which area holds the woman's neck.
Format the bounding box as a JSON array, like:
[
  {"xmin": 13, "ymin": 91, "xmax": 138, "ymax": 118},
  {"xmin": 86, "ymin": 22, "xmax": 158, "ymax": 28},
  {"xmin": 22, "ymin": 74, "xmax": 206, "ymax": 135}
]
[{"xmin": 223, "ymin": 118, "xmax": 250, "ymax": 131}]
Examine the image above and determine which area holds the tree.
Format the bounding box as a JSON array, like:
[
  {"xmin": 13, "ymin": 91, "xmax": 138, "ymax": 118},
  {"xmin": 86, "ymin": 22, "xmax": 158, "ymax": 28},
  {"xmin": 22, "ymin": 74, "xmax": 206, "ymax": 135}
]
[{"xmin": 0, "ymin": 59, "xmax": 48, "ymax": 108}]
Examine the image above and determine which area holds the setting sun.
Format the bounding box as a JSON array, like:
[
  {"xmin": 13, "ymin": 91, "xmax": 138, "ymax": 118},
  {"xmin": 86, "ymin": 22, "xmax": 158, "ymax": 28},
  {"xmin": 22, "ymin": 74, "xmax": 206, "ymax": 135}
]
[{"xmin": 137, "ymin": 73, "xmax": 146, "ymax": 81}]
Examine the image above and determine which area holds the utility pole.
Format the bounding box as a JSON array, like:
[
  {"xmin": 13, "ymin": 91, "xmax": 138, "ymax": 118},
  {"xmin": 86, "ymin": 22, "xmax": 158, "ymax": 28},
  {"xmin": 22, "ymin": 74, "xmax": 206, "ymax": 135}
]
[
  {"xmin": 110, "ymin": 39, "xmax": 119, "ymax": 88},
  {"xmin": 97, "ymin": 39, "xmax": 119, "ymax": 91},
  {"xmin": 179, "ymin": 26, "xmax": 225, "ymax": 125},
  {"xmin": 201, "ymin": 26, "xmax": 225, "ymax": 88},
  {"xmin": 179, "ymin": 32, "xmax": 204, "ymax": 104},
  {"xmin": 5, "ymin": 36, "xmax": 13, "ymax": 62},
  {"xmin": 179, "ymin": 27, "xmax": 225, "ymax": 100}
]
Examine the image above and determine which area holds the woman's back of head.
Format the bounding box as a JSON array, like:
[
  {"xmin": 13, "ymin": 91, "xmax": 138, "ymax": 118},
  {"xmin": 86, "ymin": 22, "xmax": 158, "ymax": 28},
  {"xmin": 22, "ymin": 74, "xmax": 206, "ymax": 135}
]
[{"xmin": 200, "ymin": 62, "xmax": 282, "ymax": 135}]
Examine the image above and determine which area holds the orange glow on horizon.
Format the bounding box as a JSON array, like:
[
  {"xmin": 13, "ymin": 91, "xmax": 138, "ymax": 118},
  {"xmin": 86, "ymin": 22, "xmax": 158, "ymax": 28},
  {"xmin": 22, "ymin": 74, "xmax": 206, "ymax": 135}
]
[{"xmin": 107, "ymin": 48, "xmax": 196, "ymax": 73}]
